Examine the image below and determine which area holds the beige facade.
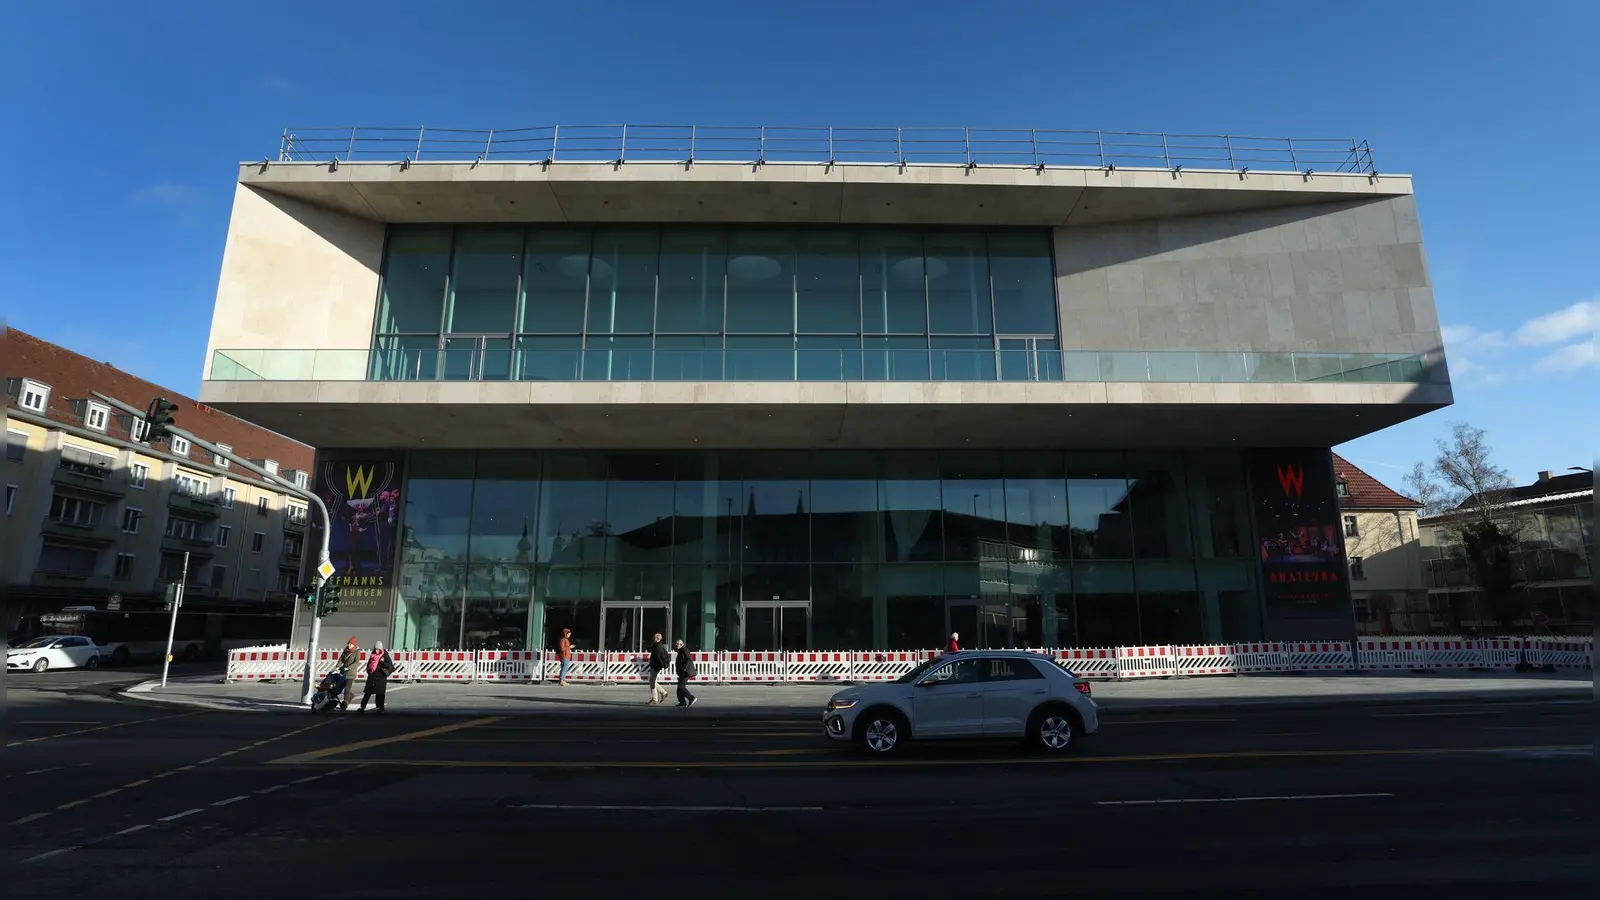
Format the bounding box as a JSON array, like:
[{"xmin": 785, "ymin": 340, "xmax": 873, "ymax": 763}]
[{"xmin": 1342, "ymin": 507, "xmax": 1428, "ymax": 634}]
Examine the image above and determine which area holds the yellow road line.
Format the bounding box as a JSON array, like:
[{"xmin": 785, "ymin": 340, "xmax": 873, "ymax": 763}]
[
  {"xmin": 266, "ymin": 743, "xmax": 1592, "ymax": 770},
  {"xmin": 6, "ymin": 713, "xmax": 196, "ymax": 748},
  {"xmin": 268, "ymin": 717, "xmax": 503, "ymax": 764}
]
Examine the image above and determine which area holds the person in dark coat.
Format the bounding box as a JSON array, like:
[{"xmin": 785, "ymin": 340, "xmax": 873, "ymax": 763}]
[
  {"xmin": 336, "ymin": 637, "xmax": 362, "ymax": 710},
  {"xmin": 674, "ymin": 639, "xmax": 697, "ymax": 708},
  {"xmin": 646, "ymin": 633, "xmax": 671, "ymax": 705},
  {"xmin": 358, "ymin": 641, "xmax": 396, "ymax": 712}
]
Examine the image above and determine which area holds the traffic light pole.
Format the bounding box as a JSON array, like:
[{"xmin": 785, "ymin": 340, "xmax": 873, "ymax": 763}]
[{"xmin": 91, "ymin": 392, "xmax": 335, "ymax": 704}]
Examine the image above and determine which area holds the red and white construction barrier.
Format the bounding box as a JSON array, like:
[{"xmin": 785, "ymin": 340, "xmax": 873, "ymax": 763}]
[{"xmin": 229, "ymin": 635, "xmax": 1592, "ymax": 683}]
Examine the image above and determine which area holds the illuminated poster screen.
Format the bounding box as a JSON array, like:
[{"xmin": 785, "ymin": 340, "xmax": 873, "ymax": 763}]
[
  {"xmin": 307, "ymin": 453, "xmax": 404, "ymax": 620},
  {"xmin": 1249, "ymin": 450, "xmax": 1347, "ymax": 608}
]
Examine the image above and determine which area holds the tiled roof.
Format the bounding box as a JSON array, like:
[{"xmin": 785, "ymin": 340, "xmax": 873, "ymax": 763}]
[
  {"xmin": 1331, "ymin": 453, "xmax": 1420, "ymax": 510},
  {"xmin": 1472, "ymin": 470, "xmax": 1593, "ymax": 506},
  {"xmin": 4, "ymin": 327, "xmax": 312, "ymax": 484}
]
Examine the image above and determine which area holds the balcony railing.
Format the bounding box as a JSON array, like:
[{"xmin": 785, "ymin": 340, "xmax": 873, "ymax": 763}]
[
  {"xmin": 277, "ymin": 125, "xmax": 1378, "ymax": 175},
  {"xmin": 212, "ymin": 348, "xmax": 1438, "ymax": 386},
  {"xmin": 41, "ymin": 516, "xmax": 117, "ymax": 545},
  {"xmin": 169, "ymin": 491, "xmax": 222, "ymax": 517}
]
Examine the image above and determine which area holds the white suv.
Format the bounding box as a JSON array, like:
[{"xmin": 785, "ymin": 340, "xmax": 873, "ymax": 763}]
[{"xmin": 823, "ymin": 651, "xmax": 1099, "ymax": 755}]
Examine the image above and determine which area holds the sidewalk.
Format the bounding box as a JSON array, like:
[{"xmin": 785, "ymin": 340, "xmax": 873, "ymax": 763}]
[{"xmin": 123, "ymin": 671, "xmax": 1594, "ymax": 717}]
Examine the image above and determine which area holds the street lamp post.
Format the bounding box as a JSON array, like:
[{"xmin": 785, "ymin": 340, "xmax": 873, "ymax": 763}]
[{"xmin": 92, "ymin": 392, "xmax": 336, "ymax": 705}]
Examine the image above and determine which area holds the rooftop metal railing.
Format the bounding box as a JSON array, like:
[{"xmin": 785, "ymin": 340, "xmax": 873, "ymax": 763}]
[{"xmin": 276, "ymin": 125, "xmax": 1377, "ymax": 175}]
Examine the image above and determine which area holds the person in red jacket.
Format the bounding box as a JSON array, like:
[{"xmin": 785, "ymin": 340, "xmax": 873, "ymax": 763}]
[{"xmin": 945, "ymin": 632, "xmax": 961, "ymax": 654}]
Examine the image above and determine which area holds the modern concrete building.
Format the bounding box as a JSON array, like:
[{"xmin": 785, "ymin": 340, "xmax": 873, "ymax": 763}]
[
  {"xmin": 1330, "ymin": 453, "xmax": 1427, "ymax": 634},
  {"xmin": 198, "ymin": 125, "xmax": 1453, "ymax": 653},
  {"xmin": 4, "ymin": 328, "xmax": 314, "ymax": 633}
]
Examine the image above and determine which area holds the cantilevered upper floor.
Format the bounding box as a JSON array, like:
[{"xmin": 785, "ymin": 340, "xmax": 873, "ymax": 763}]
[{"xmin": 199, "ymin": 124, "xmax": 1452, "ymax": 450}]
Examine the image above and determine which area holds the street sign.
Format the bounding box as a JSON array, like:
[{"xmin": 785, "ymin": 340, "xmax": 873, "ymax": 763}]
[
  {"xmin": 107, "ymin": 593, "xmax": 122, "ymax": 611},
  {"xmin": 316, "ymin": 560, "xmax": 336, "ymax": 581}
]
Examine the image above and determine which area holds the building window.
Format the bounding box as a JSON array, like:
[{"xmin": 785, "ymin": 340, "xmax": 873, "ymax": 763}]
[
  {"xmin": 170, "ymin": 436, "xmax": 191, "ymax": 457},
  {"xmin": 19, "ymin": 379, "xmax": 50, "ymax": 413},
  {"xmin": 114, "ymin": 553, "xmax": 136, "ymax": 580},
  {"xmin": 49, "ymin": 493, "xmax": 104, "ymax": 527},
  {"xmin": 245, "ymin": 567, "xmax": 262, "ymax": 590},
  {"xmin": 222, "ymin": 487, "xmax": 236, "ymax": 508},
  {"xmin": 1343, "ymin": 515, "xmax": 1360, "ymax": 537},
  {"xmin": 293, "ymin": 471, "xmax": 310, "ymax": 490},
  {"xmin": 130, "ymin": 418, "xmax": 149, "ymax": 443},
  {"xmin": 5, "ymin": 484, "xmax": 16, "ymax": 515},
  {"xmin": 264, "ymin": 459, "xmax": 279, "ymax": 476},
  {"xmin": 284, "ymin": 535, "xmax": 303, "ymax": 558},
  {"xmin": 37, "ymin": 542, "xmax": 97, "ymax": 576},
  {"xmin": 257, "ymin": 496, "xmax": 270, "ymax": 515},
  {"xmin": 211, "ymin": 565, "xmax": 229, "ymax": 589},
  {"xmin": 166, "ymin": 517, "xmax": 202, "ymax": 541},
  {"xmin": 130, "ymin": 462, "xmax": 150, "ymax": 489},
  {"xmin": 215, "ymin": 525, "xmax": 231, "ymax": 548},
  {"xmin": 6, "ymin": 429, "xmax": 26, "ymax": 462},
  {"xmin": 286, "ymin": 504, "xmax": 307, "ymax": 525},
  {"xmin": 277, "ymin": 568, "xmax": 298, "ymax": 593},
  {"xmin": 1350, "ymin": 556, "xmax": 1366, "ymax": 580},
  {"xmin": 85, "ymin": 402, "xmax": 110, "ymax": 431},
  {"xmin": 121, "ymin": 507, "xmax": 143, "ymax": 534},
  {"xmin": 1335, "ymin": 481, "xmax": 1349, "ymax": 498},
  {"xmin": 215, "ymin": 444, "xmax": 231, "ymax": 469},
  {"xmin": 251, "ymin": 531, "xmax": 265, "ymax": 552}
]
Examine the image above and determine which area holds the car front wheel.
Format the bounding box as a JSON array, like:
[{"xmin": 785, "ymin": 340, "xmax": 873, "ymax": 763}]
[
  {"xmin": 86, "ymin": 655, "xmax": 101, "ymax": 670},
  {"xmin": 855, "ymin": 709, "xmax": 907, "ymax": 756},
  {"xmin": 1028, "ymin": 707, "xmax": 1077, "ymax": 754},
  {"xmin": 32, "ymin": 658, "xmax": 49, "ymax": 673}
]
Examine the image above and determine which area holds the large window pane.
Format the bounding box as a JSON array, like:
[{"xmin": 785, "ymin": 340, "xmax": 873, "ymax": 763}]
[
  {"xmin": 926, "ymin": 232, "xmax": 992, "ymax": 334},
  {"xmin": 1073, "ymin": 561, "xmax": 1137, "ymax": 646},
  {"xmin": 587, "ymin": 231, "xmax": 658, "ymax": 334},
  {"xmin": 656, "ymin": 335, "xmax": 722, "ymax": 381},
  {"xmin": 581, "ymin": 336, "xmax": 652, "ymax": 381},
  {"xmin": 727, "ymin": 335, "xmax": 794, "ymax": 380},
  {"xmin": 880, "ymin": 452, "xmax": 943, "ymax": 562},
  {"xmin": 812, "ymin": 563, "xmax": 874, "ymax": 650},
  {"xmin": 1005, "ymin": 452, "xmax": 1070, "ymax": 564},
  {"xmin": 394, "ymin": 562, "xmax": 464, "ymax": 650},
  {"xmin": 810, "ymin": 453, "xmax": 881, "ymax": 562},
  {"xmin": 517, "ymin": 335, "xmax": 582, "ymax": 381},
  {"xmin": 673, "ymin": 452, "xmax": 742, "ymax": 567},
  {"xmin": 605, "ymin": 454, "xmax": 676, "ymax": 566},
  {"xmin": 726, "ymin": 232, "xmax": 795, "ymax": 333},
  {"xmin": 673, "ymin": 562, "xmax": 731, "ymax": 650},
  {"xmin": 1067, "ymin": 452, "xmax": 1132, "ymax": 560},
  {"xmin": 989, "ymin": 232, "xmax": 1058, "ymax": 335},
  {"xmin": 657, "ymin": 231, "xmax": 726, "ymax": 333},
  {"xmin": 932, "ymin": 336, "xmax": 996, "ymax": 381},
  {"xmin": 740, "ymin": 453, "xmax": 809, "ymax": 564},
  {"xmin": 468, "ymin": 451, "xmax": 541, "ymax": 563},
  {"xmin": 372, "ymin": 335, "xmax": 440, "ymax": 381},
  {"xmin": 796, "ymin": 231, "xmax": 860, "ymax": 334},
  {"xmin": 882, "ymin": 563, "xmax": 944, "ymax": 650},
  {"xmin": 402, "ymin": 452, "xmax": 475, "ymax": 563},
  {"xmin": 464, "ymin": 562, "xmax": 531, "ymax": 650},
  {"xmin": 1187, "ymin": 452, "xmax": 1252, "ymax": 558},
  {"xmin": 1136, "ymin": 560, "xmax": 1203, "ymax": 645},
  {"xmin": 446, "ymin": 229, "xmax": 521, "ymax": 333},
  {"xmin": 940, "ymin": 451, "xmax": 1007, "ymax": 563},
  {"xmin": 536, "ymin": 453, "xmax": 608, "ymax": 565},
  {"xmin": 861, "ymin": 232, "xmax": 927, "ymax": 334},
  {"xmin": 1128, "ymin": 451, "xmax": 1194, "ymax": 559},
  {"xmin": 377, "ymin": 227, "xmax": 450, "ymax": 333},
  {"xmin": 864, "ymin": 336, "xmax": 929, "ymax": 381},
  {"xmin": 538, "ymin": 566, "xmax": 602, "ymax": 651},
  {"xmin": 521, "ymin": 230, "xmax": 591, "ymax": 333}
]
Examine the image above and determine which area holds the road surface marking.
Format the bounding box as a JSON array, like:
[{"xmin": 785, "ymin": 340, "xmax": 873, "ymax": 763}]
[
  {"xmin": 56, "ymin": 799, "xmax": 90, "ymax": 810},
  {"xmin": 291, "ymin": 775, "xmax": 324, "ymax": 784},
  {"xmin": 21, "ymin": 847, "xmax": 78, "ymax": 863},
  {"xmin": 211, "ymin": 796, "xmax": 249, "ymax": 807},
  {"xmin": 1372, "ymin": 710, "xmax": 1503, "ymax": 719},
  {"xmin": 10, "ymin": 813, "xmax": 50, "ymax": 825},
  {"xmin": 5, "ymin": 712, "xmax": 195, "ymax": 748},
  {"xmin": 15, "ymin": 720, "xmax": 102, "ymax": 725},
  {"xmin": 256, "ymin": 784, "xmax": 286, "ymax": 794},
  {"xmin": 114, "ymin": 824, "xmax": 152, "ymax": 836},
  {"xmin": 123, "ymin": 779, "xmax": 151, "ymax": 788},
  {"xmin": 1097, "ymin": 792, "xmax": 1394, "ymax": 806},
  {"xmin": 198, "ymin": 757, "xmax": 221, "ymax": 764},
  {"xmin": 300, "ymin": 743, "xmax": 1593, "ymax": 770},
  {"xmin": 268, "ymin": 716, "xmax": 503, "ymax": 764},
  {"xmin": 92, "ymin": 789, "xmax": 123, "ymax": 799},
  {"xmin": 1262, "ymin": 732, "xmax": 1321, "ymax": 737},
  {"xmin": 515, "ymin": 803, "xmax": 823, "ymax": 812},
  {"xmin": 158, "ymin": 808, "xmax": 203, "ymax": 822},
  {"xmin": 175, "ymin": 765, "xmax": 196, "ymax": 772},
  {"xmin": 1111, "ymin": 718, "xmax": 1239, "ymax": 725},
  {"xmin": 20, "ymin": 767, "xmax": 65, "ymax": 776}
]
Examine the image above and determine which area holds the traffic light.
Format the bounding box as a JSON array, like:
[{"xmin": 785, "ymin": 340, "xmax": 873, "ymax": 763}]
[
  {"xmin": 317, "ymin": 578, "xmax": 342, "ymax": 618},
  {"xmin": 143, "ymin": 398, "xmax": 179, "ymax": 444},
  {"xmin": 294, "ymin": 583, "xmax": 317, "ymax": 609}
]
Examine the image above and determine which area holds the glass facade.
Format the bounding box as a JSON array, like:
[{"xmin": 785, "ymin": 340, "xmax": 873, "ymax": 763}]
[
  {"xmin": 370, "ymin": 225, "xmax": 1061, "ymax": 383},
  {"xmin": 391, "ymin": 449, "xmax": 1262, "ymax": 653}
]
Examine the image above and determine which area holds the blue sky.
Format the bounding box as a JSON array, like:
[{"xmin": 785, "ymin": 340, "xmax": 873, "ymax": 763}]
[{"xmin": 4, "ymin": 1, "xmax": 1595, "ymax": 488}]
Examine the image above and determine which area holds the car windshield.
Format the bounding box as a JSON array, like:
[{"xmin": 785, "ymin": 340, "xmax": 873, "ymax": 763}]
[
  {"xmin": 893, "ymin": 658, "xmax": 943, "ymax": 684},
  {"xmin": 15, "ymin": 637, "xmax": 58, "ymax": 649}
]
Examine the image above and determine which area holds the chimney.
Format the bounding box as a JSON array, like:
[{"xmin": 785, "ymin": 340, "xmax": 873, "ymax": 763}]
[{"xmin": 1537, "ymin": 471, "xmax": 1553, "ymax": 482}]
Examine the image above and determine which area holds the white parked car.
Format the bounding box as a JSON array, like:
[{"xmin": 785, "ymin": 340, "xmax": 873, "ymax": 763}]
[
  {"xmin": 6, "ymin": 635, "xmax": 104, "ymax": 673},
  {"xmin": 823, "ymin": 651, "xmax": 1099, "ymax": 755}
]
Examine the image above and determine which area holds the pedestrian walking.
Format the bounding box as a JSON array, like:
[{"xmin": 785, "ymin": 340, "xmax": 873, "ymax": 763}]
[
  {"xmin": 674, "ymin": 639, "xmax": 697, "ymax": 708},
  {"xmin": 945, "ymin": 632, "xmax": 961, "ymax": 654},
  {"xmin": 557, "ymin": 627, "xmax": 574, "ymax": 685},
  {"xmin": 646, "ymin": 633, "xmax": 671, "ymax": 705},
  {"xmin": 359, "ymin": 641, "xmax": 396, "ymax": 713},
  {"xmin": 336, "ymin": 637, "xmax": 362, "ymax": 710}
]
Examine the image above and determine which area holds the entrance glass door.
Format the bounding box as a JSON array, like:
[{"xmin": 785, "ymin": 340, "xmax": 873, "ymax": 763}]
[
  {"xmin": 946, "ymin": 598, "xmax": 1009, "ymax": 648},
  {"xmin": 599, "ymin": 602, "xmax": 672, "ymax": 653},
  {"xmin": 997, "ymin": 336, "xmax": 1060, "ymax": 382},
  {"xmin": 741, "ymin": 602, "xmax": 810, "ymax": 651},
  {"xmin": 441, "ymin": 334, "xmax": 512, "ymax": 381}
]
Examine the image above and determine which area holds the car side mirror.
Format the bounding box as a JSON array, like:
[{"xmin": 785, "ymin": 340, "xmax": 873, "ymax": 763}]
[{"xmin": 916, "ymin": 679, "xmax": 938, "ymax": 687}]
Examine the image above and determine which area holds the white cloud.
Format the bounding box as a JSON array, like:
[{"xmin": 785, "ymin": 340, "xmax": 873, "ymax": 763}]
[
  {"xmin": 1514, "ymin": 299, "xmax": 1598, "ymax": 346},
  {"xmin": 1440, "ymin": 324, "xmax": 1506, "ymax": 351},
  {"xmin": 1533, "ymin": 340, "xmax": 1597, "ymax": 373}
]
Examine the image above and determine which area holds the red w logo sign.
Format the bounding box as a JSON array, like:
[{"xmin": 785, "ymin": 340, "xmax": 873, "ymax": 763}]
[{"xmin": 1275, "ymin": 464, "xmax": 1305, "ymax": 497}]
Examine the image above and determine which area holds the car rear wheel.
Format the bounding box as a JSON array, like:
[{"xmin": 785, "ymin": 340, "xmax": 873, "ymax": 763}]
[
  {"xmin": 1028, "ymin": 706, "xmax": 1077, "ymax": 754},
  {"xmin": 86, "ymin": 655, "xmax": 101, "ymax": 670},
  {"xmin": 855, "ymin": 709, "xmax": 907, "ymax": 756},
  {"xmin": 32, "ymin": 658, "xmax": 49, "ymax": 673}
]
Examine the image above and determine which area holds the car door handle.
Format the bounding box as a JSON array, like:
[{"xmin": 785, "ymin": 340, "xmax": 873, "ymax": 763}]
[
  {"xmin": 965, "ymin": 692, "xmax": 982, "ymax": 699},
  {"xmin": 1031, "ymin": 689, "xmax": 1048, "ymax": 695}
]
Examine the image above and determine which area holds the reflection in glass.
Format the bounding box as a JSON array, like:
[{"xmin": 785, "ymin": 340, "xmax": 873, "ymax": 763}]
[
  {"xmin": 446, "ymin": 229, "xmax": 521, "ymax": 333},
  {"xmin": 672, "ymin": 452, "xmax": 742, "ymax": 568},
  {"xmin": 655, "ymin": 335, "xmax": 722, "ymax": 380},
  {"xmin": 604, "ymin": 455, "xmax": 675, "ymax": 565},
  {"xmin": 517, "ymin": 335, "xmax": 582, "ymax": 381},
  {"xmin": 538, "ymin": 566, "xmax": 602, "ymax": 651},
  {"xmin": 1135, "ymin": 560, "xmax": 1202, "ymax": 645},
  {"xmin": 587, "ymin": 231, "xmax": 658, "ymax": 334},
  {"xmin": 657, "ymin": 232, "xmax": 726, "ymax": 333},
  {"xmin": 988, "ymin": 232, "xmax": 1059, "ymax": 335},
  {"xmin": 377, "ymin": 227, "xmax": 450, "ymax": 333},
  {"xmin": 741, "ymin": 454, "xmax": 809, "ymax": 564},
  {"xmin": 879, "ymin": 452, "xmax": 943, "ymax": 562},
  {"xmin": 811, "ymin": 564, "xmax": 872, "ymax": 650},
  {"xmin": 581, "ymin": 336, "xmax": 652, "ymax": 381},
  {"xmin": 469, "ymin": 452, "xmax": 541, "ymax": 563},
  {"xmin": 1074, "ymin": 561, "xmax": 1137, "ymax": 647},
  {"xmin": 464, "ymin": 562, "xmax": 531, "ymax": 650},
  {"xmin": 726, "ymin": 335, "xmax": 795, "ymax": 380},
  {"xmin": 932, "ymin": 336, "xmax": 997, "ymax": 381},
  {"xmin": 1128, "ymin": 452, "xmax": 1194, "ymax": 559},
  {"xmin": 881, "ymin": 563, "xmax": 943, "ymax": 650},
  {"xmin": 726, "ymin": 232, "xmax": 795, "ymax": 333},
  {"xmin": 521, "ymin": 231, "xmax": 591, "ymax": 333},
  {"xmin": 797, "ymin": 335, "xmax": 862, "ymax": 381},
  {"xmin": 864, "ymin": 336, "xmax": 929, "ymax": 380},
  {"xmin": 810, "ymin": 453, "xmax": 881, "ymax": 563},
  {"xmin": 1067, "ymin": 453, "xmax": 1133, "ymax": 559},
  {"xmin": 536, "ymin": 453, "xmax": 608, "ymax": 565},
  {"xmin": 403, "ymin": 452, "xmax": 475, "ymax": 563},
  {"xmin": 796, "ymin": 231, "xmax": 860, "ymax": 334},
  {"xmin": 861, "ymin": 232, "xmax": 927, "ymax": 334},
  {"xmin": 926, "ymin": 232, "xmax": 992, "ymax": 334},
  {"xmin": 394, "ymin": 562, "xmax": 464, "ymax": 650}
]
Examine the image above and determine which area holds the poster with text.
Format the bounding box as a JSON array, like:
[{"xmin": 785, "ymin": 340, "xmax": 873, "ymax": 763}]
[
  {"xmin": 1248, "ymin": 449, "xmax": 1347, "ymax": 607},
  {"xmin": 309, "ymin": 452, "xmax": 404, "ymax": 619}
]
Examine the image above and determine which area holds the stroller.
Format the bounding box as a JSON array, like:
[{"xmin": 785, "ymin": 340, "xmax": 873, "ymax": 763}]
[{"xmin": 310, "ymin": 671, "xmax": 348, "ymax": 714}]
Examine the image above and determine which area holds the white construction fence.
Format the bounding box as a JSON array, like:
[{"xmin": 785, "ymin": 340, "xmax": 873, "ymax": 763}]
[{"xmin": 226, "ymin": 635, "xmax": 1594, "ymax": 684}]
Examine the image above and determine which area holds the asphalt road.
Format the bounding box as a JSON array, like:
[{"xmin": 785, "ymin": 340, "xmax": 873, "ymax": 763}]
[{"xmin": 6, "ymin": 673, "xmax": 1595, "ymax": 899}]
